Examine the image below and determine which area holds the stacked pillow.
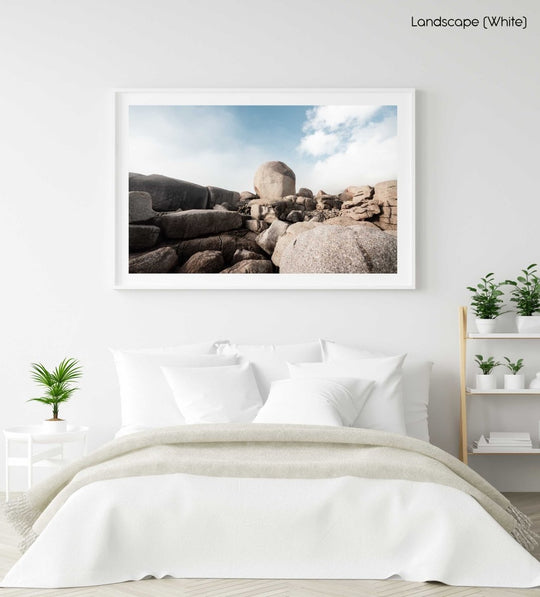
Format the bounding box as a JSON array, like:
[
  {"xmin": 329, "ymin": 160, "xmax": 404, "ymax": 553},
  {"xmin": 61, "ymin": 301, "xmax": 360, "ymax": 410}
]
[
  {"xmin": 111, "ymin": 338, "xmax": 432, "ymax": 441},
  {"xmin": 162, "ymin": 360, "xmax": 263, "ymax": 424},
  {"xmin": 253, "ymin": 377, "xmax": 374, "ymax": 427},
  {"xmin": 110, "ymin": 342, "xmax": 239, "ymax": 434},
  {"xmin": 288, "ymin": 354, "xmax": 407, "ymax": 435},
  {"xmin": 319, "ymin": 340, "xmax": 433, "ymax": 441}
]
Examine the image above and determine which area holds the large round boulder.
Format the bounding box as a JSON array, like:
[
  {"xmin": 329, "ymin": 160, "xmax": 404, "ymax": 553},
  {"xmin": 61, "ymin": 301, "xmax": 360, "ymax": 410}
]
[
  {"xmin": 271, "ymin": 221, "xmax": 321, "ymax": 267},
  {"xmin": 279, "ymin": 225, "xmax": 397, "ymax": 274},
  {"xmin": 253, "ymin": 161, "xmax": 295, "ymax": 200}
]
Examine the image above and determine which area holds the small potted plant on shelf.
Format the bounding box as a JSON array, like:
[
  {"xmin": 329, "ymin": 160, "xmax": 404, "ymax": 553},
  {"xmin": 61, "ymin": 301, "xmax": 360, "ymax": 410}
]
[
  {"xmin": 467, "ymin": 273, "xmax": 506, "ymax": 333},
  {"xmin": 504, "ymin": 264, "xmax": 540, "ymax": 333},
  {"xmin": 503, "ymin": 357, "xmax": 525, "ymax": 390},
  {"xmin": 28, "ymin": 357, "xmax": 83, "ymax": 433},
  {"xmin": 474, "ymin": 354, "xmax": 501, "ymax": 390}
]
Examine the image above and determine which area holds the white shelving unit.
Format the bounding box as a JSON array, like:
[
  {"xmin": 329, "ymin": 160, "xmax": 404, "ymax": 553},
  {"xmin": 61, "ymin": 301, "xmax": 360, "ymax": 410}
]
[{"xmin": 459, "ymin": 306, "xmax": 540, "ymax": 464}]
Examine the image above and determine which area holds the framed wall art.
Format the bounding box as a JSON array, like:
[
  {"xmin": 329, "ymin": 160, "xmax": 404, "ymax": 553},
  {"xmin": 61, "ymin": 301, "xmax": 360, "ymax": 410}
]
[{"xmin": 115, "ymin": 88, "xmax": 415, "ymax": 289}]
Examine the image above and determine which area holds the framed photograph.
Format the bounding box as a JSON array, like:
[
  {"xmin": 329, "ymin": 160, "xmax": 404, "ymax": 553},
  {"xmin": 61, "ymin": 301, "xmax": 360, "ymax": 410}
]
[{"xmin": 115, "ymin": 88, "xmax": 415, "ymax": 289}]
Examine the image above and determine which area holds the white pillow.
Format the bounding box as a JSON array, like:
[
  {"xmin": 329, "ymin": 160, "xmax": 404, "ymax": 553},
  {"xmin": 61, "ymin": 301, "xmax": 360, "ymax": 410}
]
[
  {"xmin": 162, "ymin": 360, "xmax": 263, "ymax": 424},
  {"xmin": 320, "ymin": 340, "xmax": 433, "ymax": 442},
  {"xmin": 288, "ymin": 355, "xmax": 407, "ymax": 435},
  {"xmin": 253, "ymin": 377, "xmax": 374, "ymax": 427},
  {"xmin": 216, "ymin": 341, "xmax": 322, "ymax": 399},
  {"xmin": 111, "ymin": 346, "xmax": 236, "ymax": 429},
  {"xmin": 120, "ymin": 341, "xmax": 220, "ymax": 355}
]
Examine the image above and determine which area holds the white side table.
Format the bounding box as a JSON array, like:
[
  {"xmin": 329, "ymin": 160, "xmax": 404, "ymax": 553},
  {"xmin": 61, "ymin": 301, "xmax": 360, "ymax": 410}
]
[{"xmin": 4, "ymin": 425, "xmax": 88, "ymax": 502}]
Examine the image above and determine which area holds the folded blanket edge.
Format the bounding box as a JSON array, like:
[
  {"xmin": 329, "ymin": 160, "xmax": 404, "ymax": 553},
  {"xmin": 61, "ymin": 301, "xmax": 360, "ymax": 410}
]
[
  {"xmin": 508, "ymin": 503, "xmax": 539, "ymax": 552},
  {"xmin": 4, "ymin": 495, "xmax": 38, "ymax": 553}
]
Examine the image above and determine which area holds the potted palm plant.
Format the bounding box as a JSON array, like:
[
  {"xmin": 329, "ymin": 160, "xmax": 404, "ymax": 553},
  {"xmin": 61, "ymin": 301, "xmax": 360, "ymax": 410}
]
[
  {"xmin": 504, "ymin": 264, "xmax": 540, "ymax": 333},
  {"xmin": 28, "ymin": 357, "xmax": 82, "ymax": 432},
  {"xmin": 503, "ymin": 357, "xmax": 525, "ymax": 390},
  {"xmin": 467, "ymin": 273, "xmax": 506, "ymax": 333},
  {"xmin": 474, "ymin": 354, "xmax": 500, "ymax": 390}
]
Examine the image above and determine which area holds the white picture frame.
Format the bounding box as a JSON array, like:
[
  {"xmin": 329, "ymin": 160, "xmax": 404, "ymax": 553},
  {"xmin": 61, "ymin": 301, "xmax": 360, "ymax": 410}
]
[{"xmin": 115, "ymin": 88, "xmax": 415, "ymax": 289}]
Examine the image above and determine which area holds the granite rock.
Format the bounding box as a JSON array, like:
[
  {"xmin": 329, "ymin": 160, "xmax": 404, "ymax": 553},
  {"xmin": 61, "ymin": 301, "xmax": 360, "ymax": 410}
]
[
  {"xmin": 224, "ymin": 230, "xmax": 268, "ymax": 256},
  {"xmin": 129, "ymin": 246, "xmax": 178, "ymax": 273},
  {"xmin": 179, "ymin": 250, "xmax": 224, "ymax": 273},
  {"xmin": 373, "ymin": 180, "xmax": 397, "ymax": 206},
  {"xmin": 244, "ymin": 219, "xmax": 269, "ymax": 233},
  {"xmin": 286, "ymin": 210, "xmax": 304, "ymax": 223},
  {"xmin": 256, "ymin": 219, "xmax": 290, "ymax": 255},
  {"xmin": 271, "ymin": 221, "xmax": 321, "ymax": 267},
  {"xmin": 249, "ymin": 197, "xmax": 294, "ymax": 222},
  {"xmin": 239, "ymin": 191, "xmax": 258, "ymax": 201},
  {"xmin": 323, "ymin": 217, "xmax": 379, "ymax": 228},
  {"xmin": 279, "ymin": 225, "xmax": 397, "ymax": 274},
  {"xmin": 221, "ymin": 259, "xmax": 274, "ymax": 274},
  {"xmin": 129, "ymin": 173, "xmax": 209, "ymax": 212},
  {"xmin": 231, "ymin": 249, "xmax": 266, "ymax": 264},
  {"xmin": 253, "ymin": 161, "xmax": 295, "ymax": 200},
  {"xmin": 177, "ymin": 234, "xmax": 236, "ymax": 264},
  {"xmin": 129, "ymin": 191, "xmax": 157, "ymax": 223},
  {"xmin": 207, "ymin": 186, "xmax": 240, "ymax": 210},
  {"xmin": 160, "ymin": 209, "xmax": 242, "ymax": 240},
  {"xmin": 297, "ymin": 187, "xmax": 313, "ymax": 199},
  {"xmin": 129, "ymin": 225, "xmax": 160, "ymax": 251}
]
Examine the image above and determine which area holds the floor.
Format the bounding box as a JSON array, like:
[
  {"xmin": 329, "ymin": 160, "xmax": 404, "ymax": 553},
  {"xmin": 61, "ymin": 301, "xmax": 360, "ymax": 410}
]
[{"xmin": 1, "ymin": 493, "xmax": 540, "ymax": 596}]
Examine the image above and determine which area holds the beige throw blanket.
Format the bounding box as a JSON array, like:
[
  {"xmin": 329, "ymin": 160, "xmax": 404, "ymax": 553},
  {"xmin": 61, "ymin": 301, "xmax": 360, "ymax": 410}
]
[{"xmin": 6, "ymin": 424, "xmax": 537, "ymax": 553}]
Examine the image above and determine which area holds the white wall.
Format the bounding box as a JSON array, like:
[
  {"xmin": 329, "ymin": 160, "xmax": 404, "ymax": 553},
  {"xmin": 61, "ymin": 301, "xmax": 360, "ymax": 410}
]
[{"xmin": 1, "ymin": 0, "xmax": 539, "ymax": 491}]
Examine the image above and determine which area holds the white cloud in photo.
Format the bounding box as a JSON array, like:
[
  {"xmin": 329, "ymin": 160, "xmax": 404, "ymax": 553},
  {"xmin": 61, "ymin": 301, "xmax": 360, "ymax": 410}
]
[
  {"xmin": 303, "ymin": 105, "xmax": 382, "ymax": 132},
  {"xmin": 298, "ymin": 130, "xmax": 340, "ymax": 157},
  {"xmin": 296, "ymin": 105, "xmax": 397, "ymax": 193}
]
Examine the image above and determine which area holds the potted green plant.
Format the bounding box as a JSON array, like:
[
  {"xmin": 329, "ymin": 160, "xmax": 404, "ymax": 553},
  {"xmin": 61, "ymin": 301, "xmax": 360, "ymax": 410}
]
[
  {"xmin": 28, "ymin": 357, "xmax": 82, "ymax": 432},
  {"xmin": 474, "ymin": 354, "xmax": 500, "ymax": 390},
  {"xmin": 503, "ymin": 357, "xmax": 525, "ymax": 390},
  {"xmin": 504, "ymin": 264, "xmax": 540, "ymax": 333},
  {"xmin": 467, "ymin": 273, "xmax": 506, "ymax": 333}
]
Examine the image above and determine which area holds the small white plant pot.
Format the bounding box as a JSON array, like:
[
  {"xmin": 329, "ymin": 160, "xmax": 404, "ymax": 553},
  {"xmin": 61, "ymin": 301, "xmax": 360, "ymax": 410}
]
[
  {"xmin": 517, "ymin": 315, "xmax": 540, "ymax": 334},
  {"xmin": 476, "ymin": 319, "xmax": 497, "ymax": 334},
  {"xmin": 504, "ymin": 374, "xmax": 525, "ymax": 391},
  {"xmin": 476, "ymin": 374, "xmax": 497, "ymax": 391},
  {"xmin": 42, "ymin": 419, "xmax": 67, "ymax": 434}
]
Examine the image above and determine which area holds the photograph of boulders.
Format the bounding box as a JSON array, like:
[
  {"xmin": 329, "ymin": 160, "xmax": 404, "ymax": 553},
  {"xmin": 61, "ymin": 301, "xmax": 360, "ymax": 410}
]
[{"xmin": 128, "ymin": 104, "xmax": 399, "ymax": 275}]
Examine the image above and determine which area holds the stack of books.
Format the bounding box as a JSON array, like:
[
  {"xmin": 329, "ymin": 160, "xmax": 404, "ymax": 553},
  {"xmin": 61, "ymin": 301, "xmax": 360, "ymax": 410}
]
[{"xmin": 473, "ymin": 432, "xmax": 534, "ymax": 453}]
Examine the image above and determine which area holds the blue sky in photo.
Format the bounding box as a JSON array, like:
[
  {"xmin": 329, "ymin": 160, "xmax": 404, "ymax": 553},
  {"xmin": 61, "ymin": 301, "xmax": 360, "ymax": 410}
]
[{"xmin": 129, "ymin": 104, "xmax": 398, "ymax": 193}]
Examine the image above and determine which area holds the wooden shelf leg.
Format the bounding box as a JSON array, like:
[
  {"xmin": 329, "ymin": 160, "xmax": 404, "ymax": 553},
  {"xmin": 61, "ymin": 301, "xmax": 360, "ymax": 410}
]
[{"xmin": 459, "ymin": 306, "xmax": 469, "ymax": 465}]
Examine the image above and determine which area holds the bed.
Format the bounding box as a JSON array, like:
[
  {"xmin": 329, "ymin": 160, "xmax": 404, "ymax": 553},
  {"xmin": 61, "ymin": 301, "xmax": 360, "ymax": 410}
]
[{"xmin": 3, "ymin": 340, "xmax": 540, "ymax": 589}]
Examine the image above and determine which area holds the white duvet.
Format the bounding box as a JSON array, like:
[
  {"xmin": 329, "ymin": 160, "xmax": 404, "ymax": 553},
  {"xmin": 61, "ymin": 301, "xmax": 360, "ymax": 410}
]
[{"xmin": 3, "ymin": 473, "xmax": 540, "ymax": 588}]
